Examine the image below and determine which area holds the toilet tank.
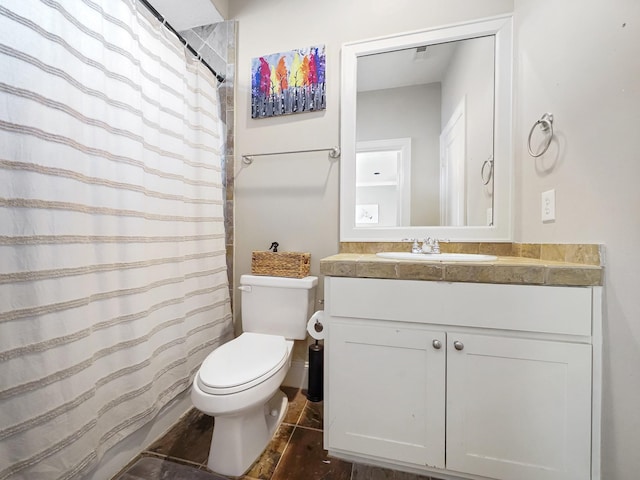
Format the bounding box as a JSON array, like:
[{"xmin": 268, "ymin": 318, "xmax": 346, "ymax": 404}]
[{"xmin": 240, "ymin": 275, "xmax": 318, "ymax": 340}]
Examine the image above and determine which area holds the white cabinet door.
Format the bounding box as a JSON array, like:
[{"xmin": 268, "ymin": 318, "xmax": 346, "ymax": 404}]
[
  {"xmin": 446, "ymin": 333, "xmax": 592, "ymax": 480},
  {"xmin": 327, "ymin": 320, "xmax": 446, "ymax": 469}
]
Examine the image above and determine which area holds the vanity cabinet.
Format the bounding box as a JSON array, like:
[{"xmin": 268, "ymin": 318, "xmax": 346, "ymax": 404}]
[{"xmin": 324, "ymin": 277, "xmax": 600, "ymax": 480}]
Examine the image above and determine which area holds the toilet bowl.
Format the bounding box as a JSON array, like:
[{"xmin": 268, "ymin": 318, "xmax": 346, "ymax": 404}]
[{"xmin": 191, "ymin": 274, "xmax": 317, "ymax": 477}]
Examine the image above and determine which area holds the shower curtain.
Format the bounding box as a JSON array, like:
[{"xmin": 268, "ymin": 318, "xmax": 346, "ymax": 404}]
[{"xmin": 0, "ymin": 1, "xmax": 233, "ymax": 478}]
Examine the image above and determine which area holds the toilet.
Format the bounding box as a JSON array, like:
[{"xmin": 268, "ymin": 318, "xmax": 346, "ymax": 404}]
[{"xmin": 191, "ymin": 274, "xmax": 318, "ymax": 477}]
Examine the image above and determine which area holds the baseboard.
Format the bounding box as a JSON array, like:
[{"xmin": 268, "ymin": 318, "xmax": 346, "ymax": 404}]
[{"xmin": 283, "ymin": 359, "xmax": 308, "ymax": 389}]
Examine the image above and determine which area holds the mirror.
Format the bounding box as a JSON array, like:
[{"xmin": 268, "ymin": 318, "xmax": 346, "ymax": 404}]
[
  {"xmin": 340, "ymin": 16, "xmax": 513, "ymax": 242},
  {"xmin": 357, "ymin": 36, "xmax": 495, "ymax": 227}
]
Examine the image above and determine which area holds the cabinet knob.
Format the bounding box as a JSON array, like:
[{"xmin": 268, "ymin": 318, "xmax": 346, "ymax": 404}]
[
  {"xmin": 432, "ymin": 339, "xmax": 442, "ymax": 350},
  {"xmin": 453, "ymin": 340, "xmax": 464, "ymax": 351}
]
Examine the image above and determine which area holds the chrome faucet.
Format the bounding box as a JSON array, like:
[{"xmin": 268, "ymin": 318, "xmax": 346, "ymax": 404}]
[
  {"xmin": 403, "ymin": 237, "xmax": 443, "ymax": 254},
  {"xmin": 421, "ymin": 237, "xmax": 440, "ymax": 254}
]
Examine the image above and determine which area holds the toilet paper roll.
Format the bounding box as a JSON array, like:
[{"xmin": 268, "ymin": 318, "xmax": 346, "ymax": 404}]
[{"xmin": 307, "ymin": 310, "xmax": 325, "ymax": 340}]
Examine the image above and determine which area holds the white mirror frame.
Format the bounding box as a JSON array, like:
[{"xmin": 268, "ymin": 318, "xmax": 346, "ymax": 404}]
[{"xmin": 340, "ymin": 15, "xmax": 513, "ymax": 242}]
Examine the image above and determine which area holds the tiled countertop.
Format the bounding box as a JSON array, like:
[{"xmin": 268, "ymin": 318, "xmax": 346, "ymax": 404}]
[{"xmin": 320, "ymin": 253, "xmax": 603, "ymax": 286}]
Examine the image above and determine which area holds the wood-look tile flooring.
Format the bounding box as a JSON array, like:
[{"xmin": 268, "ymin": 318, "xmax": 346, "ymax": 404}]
[{"xmin": 113, "ymin": 387, "xmax": 434, "ymax": 480}]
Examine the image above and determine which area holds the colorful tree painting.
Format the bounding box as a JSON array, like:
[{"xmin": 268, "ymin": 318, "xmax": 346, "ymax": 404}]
[{"xmin": 251, "ymin": 45, "xmax": 326, "ymax": 119}]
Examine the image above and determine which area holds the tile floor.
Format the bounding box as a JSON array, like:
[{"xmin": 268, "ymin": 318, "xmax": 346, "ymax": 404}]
[{"xmin": 113, "ymin": 387, "xmax": 435, "ymax": 480}]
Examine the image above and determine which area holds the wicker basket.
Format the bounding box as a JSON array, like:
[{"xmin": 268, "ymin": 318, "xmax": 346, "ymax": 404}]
[{"xmin": 251, "ymin": 251, "xmax": 311, "ymax": 278}]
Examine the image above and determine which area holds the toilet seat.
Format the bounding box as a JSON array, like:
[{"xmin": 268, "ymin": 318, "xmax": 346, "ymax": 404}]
[{"xmin": 197, "ymin": 332, "xmax": 289, "ymax": 395}]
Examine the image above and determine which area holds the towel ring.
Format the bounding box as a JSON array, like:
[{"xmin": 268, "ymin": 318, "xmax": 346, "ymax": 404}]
[
  {"xmin": 527, "ymin": 113, "xmax": 554, "ymax": 157},
  {"xmin": 481, "ymin": 155, "xmax": 494, "ymax": 185}
]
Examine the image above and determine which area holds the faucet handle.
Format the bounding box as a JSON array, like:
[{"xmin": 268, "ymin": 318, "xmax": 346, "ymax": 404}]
[
  {"xmin": 402, "ymin": 238, "xmax": 421, "ymax": 254},
  {"xmin": 431, "ymin": 238, "xmax": 451, "ymax": 253}
]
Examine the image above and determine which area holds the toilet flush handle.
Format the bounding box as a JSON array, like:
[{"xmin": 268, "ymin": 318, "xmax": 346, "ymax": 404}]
[{"xmin": 238, "ymin": 286, "xmax": 252, "ymax": 292}]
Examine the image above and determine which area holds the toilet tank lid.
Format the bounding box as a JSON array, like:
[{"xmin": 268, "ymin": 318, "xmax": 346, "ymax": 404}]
[{"xmin": 240, "ymin": 275, "xmax": 318, "ymax": 289}]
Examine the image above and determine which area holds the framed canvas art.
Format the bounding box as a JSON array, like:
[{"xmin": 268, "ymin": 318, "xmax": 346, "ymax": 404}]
[{"xmin": 251, "ymin": 45, "xmax": 326, "ymax": 119}]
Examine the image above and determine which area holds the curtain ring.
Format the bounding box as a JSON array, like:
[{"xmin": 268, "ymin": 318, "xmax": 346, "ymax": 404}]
[
  {"xmin": 527, "ymin": 113, "xmax": 554, "ymax": 157},
  {"xmin": 481, "ymin": 156, "xmax": 493, "ymax": 185}
]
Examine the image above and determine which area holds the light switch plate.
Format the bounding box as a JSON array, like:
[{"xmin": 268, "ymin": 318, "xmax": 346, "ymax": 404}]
[{"xmin": 541, "ymin": 189, "xmax": 556, "ymax": 222}]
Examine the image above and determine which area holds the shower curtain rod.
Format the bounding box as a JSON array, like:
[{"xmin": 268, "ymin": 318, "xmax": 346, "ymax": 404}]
[{"xmin": 137, "ymin": 0, "xmax": 225, "ymax": 83}]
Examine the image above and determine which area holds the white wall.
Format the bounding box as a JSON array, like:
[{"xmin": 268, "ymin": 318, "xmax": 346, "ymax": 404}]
[{"xmin": 513, "ymin": 1, "xmax": 640, "ymax": 477}]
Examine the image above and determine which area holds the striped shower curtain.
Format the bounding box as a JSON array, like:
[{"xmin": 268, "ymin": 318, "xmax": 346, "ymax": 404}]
[{"xmin": 0, "ymin": 1, "xmax": 233, "ymax": 478}]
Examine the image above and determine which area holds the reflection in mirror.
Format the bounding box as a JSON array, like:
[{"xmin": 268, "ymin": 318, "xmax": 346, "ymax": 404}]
[
  {"xmin": 355, "ymin": 138, "xmax": 411, "ymax": 227},
  {"xmin": 340, "ymin": 16, "xmax": 513, "ymax": 241},
  {"xmin": 356, "ymin": 37, "xmax": 495, "ymax": 227}
]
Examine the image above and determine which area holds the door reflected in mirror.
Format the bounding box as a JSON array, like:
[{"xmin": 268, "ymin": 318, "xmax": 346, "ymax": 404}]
[
  {"xmin": 355, "ymin": 138, "xmax": 411, "ymax": 227},
  {"xmin": 356, "ymin": 36, "xmax": 495, "ymax": 227}
]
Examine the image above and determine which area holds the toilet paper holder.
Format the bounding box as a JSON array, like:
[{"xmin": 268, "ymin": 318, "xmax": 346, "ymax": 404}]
[
  {"xmin": 307, "ymin": 310, "xmax": 325, "ymax": 340},
  {"xmin": 306, "ymin": 310, "xmax": 325, "ymax": 402}
]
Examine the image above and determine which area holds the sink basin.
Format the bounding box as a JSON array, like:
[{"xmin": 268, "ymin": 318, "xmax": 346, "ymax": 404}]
[{"xmin": 375, "ymin": 252, "xmax": 497, "ymax": 262}]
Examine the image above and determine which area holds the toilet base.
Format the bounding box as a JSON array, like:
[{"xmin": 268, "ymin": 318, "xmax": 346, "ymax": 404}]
[{"xmin": 208, "ymin": 389, "xmax": 288, "ymax": 477}]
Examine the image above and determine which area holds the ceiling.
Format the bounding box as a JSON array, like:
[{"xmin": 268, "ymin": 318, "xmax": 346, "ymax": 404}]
[
  {"xmin": 147, "ymin": 0, "xmax": 223, "ymax": 31},
  {"xmin": 357, "ymin": 41, "xmax": 457, "ymax": 92}
]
